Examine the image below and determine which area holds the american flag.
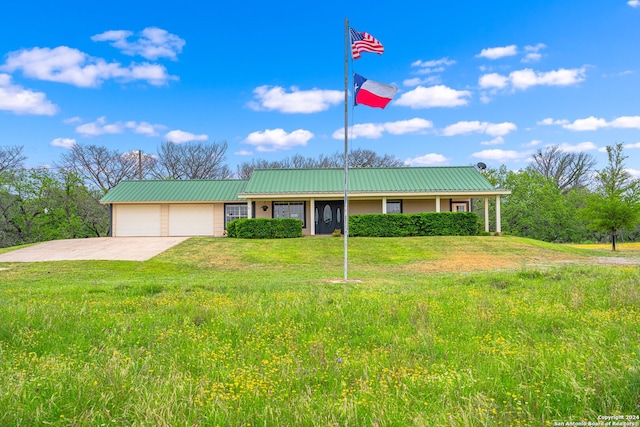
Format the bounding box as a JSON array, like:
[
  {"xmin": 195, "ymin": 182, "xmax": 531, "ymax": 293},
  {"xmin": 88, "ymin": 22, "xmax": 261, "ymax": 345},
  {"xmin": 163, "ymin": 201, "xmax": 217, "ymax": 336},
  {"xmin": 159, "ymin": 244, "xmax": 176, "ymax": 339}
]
[{"xmin": 350, "ymin": 28, "xmax": 384, "ymax": 60}]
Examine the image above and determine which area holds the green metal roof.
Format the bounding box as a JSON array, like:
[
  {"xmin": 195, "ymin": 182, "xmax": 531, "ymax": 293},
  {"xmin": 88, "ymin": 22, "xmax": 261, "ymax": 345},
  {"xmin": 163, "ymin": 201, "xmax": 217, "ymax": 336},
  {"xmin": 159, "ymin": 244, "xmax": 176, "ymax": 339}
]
[
  {"xmin": 100, "ymin": 179, "xmax": 248, "ymax": 203},
  {"xmin": 100, "ymin": 167, "xmax": 505, "ymax": 203},
  {"xmin": 240, "ymin": 167, "xmax": 499, "ymax": 195}
]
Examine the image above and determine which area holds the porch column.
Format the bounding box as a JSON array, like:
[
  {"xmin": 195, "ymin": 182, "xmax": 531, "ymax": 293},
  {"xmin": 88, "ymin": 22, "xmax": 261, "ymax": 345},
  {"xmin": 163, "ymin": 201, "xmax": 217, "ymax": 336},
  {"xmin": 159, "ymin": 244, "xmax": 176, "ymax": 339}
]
[
  {"xmin": 495, "ymin": 195, "xmax": 502, "ymax": 234},
  {"xmin": 382, "ymin": 197, "xmax": 387, "ymax": 214},
  {"xmin": 310, "ymin": 199, "xmax": 315, "ymax": 236},
  {"xmin": 247, "ymin": 200, "xmax": 252, "ymax": 219},
  {"xmin": 484, "ymin": 197, "xmax": 489, "ymax": 232},
  {"xmin": 435, "ymin": 196, "xmax": 441, "ymax": 212}
]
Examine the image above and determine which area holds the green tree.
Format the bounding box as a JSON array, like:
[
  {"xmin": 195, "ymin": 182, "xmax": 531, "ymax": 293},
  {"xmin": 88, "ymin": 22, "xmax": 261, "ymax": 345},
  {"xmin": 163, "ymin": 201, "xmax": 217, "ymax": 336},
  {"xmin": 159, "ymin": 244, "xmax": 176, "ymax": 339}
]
[
  {"xmin": 582, "ymin": 143, "xmax": 640, "ymax": 250},
  {"xmin": 0, "ymin": 168, "xmax": 110, "ymax": 247},
  {"xmin": 500, "ymin": 168, "xmax": 590, "ymax": 242}
]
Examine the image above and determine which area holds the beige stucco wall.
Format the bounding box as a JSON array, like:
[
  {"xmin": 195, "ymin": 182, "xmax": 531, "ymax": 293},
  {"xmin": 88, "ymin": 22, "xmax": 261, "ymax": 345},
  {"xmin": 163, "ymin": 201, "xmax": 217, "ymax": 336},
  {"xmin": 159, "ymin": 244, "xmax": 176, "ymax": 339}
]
[
  {"xmin": 350, "ymin": 200, "xmax": 382, "ymax": 214},
  {"xmin": 213, "ymin": 204, "xmax": 224, "ymax": 237},
  {"xmin": 403, "ymin": 199, "xmax": 436, "ymax": 213}
]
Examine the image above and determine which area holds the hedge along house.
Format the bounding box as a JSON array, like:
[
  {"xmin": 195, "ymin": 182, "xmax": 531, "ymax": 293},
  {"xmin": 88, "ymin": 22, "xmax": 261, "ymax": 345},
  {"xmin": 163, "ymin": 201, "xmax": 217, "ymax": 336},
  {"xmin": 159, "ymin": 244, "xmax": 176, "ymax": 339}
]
[{"xmin": 100, "ymin": 166, "xmax": 510, "ymax": 237}]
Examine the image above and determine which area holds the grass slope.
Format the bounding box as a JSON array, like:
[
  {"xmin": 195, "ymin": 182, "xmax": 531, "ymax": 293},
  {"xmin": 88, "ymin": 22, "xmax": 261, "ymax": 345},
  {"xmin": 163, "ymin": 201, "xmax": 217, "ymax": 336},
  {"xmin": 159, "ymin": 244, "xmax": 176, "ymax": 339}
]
[{"xmin": 0, "ymin": 236, "xmax": 638, "ymax": 426}]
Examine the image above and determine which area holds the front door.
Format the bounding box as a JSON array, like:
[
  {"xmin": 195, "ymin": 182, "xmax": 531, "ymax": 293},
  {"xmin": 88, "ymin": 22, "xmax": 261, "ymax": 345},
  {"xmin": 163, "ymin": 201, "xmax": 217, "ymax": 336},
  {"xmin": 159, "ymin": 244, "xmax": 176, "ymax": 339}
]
[{"xmin": 315, "ymin": 201, "xmax": 344, "ymax": 235}]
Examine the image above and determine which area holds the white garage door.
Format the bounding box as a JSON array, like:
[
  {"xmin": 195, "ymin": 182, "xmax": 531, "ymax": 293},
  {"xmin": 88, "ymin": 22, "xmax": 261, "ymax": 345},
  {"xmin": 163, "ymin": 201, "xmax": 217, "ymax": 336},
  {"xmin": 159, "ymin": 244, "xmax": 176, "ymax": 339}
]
[
  {"xmin": 169, "ymin": 204, "xmax": 214, "ymax": 236},
  {"xmin": 115, "ymin": 205, "xmax": 161, "ymax": 237}
]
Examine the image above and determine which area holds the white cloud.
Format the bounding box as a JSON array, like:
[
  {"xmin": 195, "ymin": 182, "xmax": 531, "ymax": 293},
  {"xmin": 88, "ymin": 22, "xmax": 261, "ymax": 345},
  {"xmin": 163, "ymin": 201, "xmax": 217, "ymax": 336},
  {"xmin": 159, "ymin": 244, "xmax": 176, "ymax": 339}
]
[
  {"xmin": 248, "ymin": 85, "xmax": 342, "ymax": 114},
  {"xmin": 411, "ymin": 58, "xmax": 456, "ymax": 68},
  {"xmin": 244, "ymin": 128, "xmax": 313, "ymax": 152},
  {"xmin": 625, "ymin": 142, "xmax": 640, "ymax": 149},
  {"xmin": 563, "ymin": 116, "xmax": 608, "ymax": 131},
  {"xmin": 338, "ymin": 123, "xmax": 386, "ymax": 139},
  {"xmin": 384, "ymin": 118, "xmax": 434, "ymax": 134},
  {"xmin": 332, "ymin": 118, "xmax": 433, "ymax": 140},
  {"xmin": 442, "ymin": 121, "xmax": 517, "ymax": 137},
  {"xmin": 540, "ymin": 115, "xmax": 640, "ymax": 131},
  {"xmin": 538, "ymin": 118, "xmax": 569, "ymax": 126},
  {"xmin": 522, "ymin": 43, "xmax": 546, "ymax": 63},
  {"xmin": 125, "ymin": 121, "xmax": 166, "ymax": 136},
  {"xmin": 476, "ymin": 45, "xmax": 518, "ymax": 60},
  {"xmin": 50, "ymin": 137, "xmax": 76, "ymax": 148},
  {"xmin": 523, "ymin": 139, "xmax": 543, "ymax": 147},
  {"xmin": 481, "ymin": 67, "xmax": 586, "ymax": 95},
  {"xmin": 76, "ymin": 116, "xmax": 124, "ymax": 136},
  {"xmin": 92, "ymin": 27, "xmax": 186, "ymax": 60},
  {"xmin": 411, "ymin": 57, "xmax": 456, "ymax": 74},
  {"xmin": 479, "ymin": 73, "xmax": 509, "ymax": 89},
  {"xmin": 404, "ymin": 153, "xmax": 450, "ymax": 166},
  {"xmin": 74, "ymin": 117, "xmax": 167, "ymax": 137},
  {"xmin": 1, "ymin": 46, "xmax": 174, "ymax": 87},
  {"xmin": 471, "ymin": 149, "xmax": 531, "ymax": 162},
  {"xmin": 165, "ymin": 130, "xmax": 208, "ymax": 143},
  {"xmin": 627, "ymin": 168, "xmax": 640, "ymax": 178},
  {"xmin": 234, "ymin": 149, "xmax": 253, "ymax": 156},
  {"xmin": 629, "ymin": 0, "xmax": 639, "ymax": 7},
  {"xmin": 610, "ymin": 116, "xmax": 640, "ymax": 129},
  {"xmin": 403, "ymin": 76, "xmax": 440, "ymax": 87},
  {"xmin": 63, "ymin": 116, "xmax": 82, "ymax": 124},
  {"xmin": 510, "ymin": 67, "xmax": 586, "ymax": 90},
  {"xmin": 481, "ymin": 136, "xmax": 505, "ymax": 146},
  {"xmin": 394, "ymin": 85, "xmax": 471, "ymax": 108},
  {"xmin": 558, "ymin": 142, "xmax": 598, "ymax": 152},
  {"xmin": 523, "ymin": 53, "xmax": 542, "ymax": 63},
  {"xmin": 0, "ymin": 73, "xmax": 58, "ymax": 115}
]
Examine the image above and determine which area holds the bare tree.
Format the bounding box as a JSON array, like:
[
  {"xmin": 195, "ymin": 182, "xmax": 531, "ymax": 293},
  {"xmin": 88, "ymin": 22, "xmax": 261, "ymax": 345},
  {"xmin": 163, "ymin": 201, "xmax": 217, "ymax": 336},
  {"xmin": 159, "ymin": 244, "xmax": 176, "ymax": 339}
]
[
  {"xmin": 236, "ymin": 148, "xmax": 404, "ymax": 179},
  {"xmin": 152, "ymin": 140, "xmax": 232, "ymax": 180},
  {"xmin": 57, "ymin": 144, "xmax": 155, "ymax": 192},
  {"xmin": 530, "ymin": 145, "xmax": 596, "ymax": 193},
  {"xmin": 0, "ymin": 145, "xmax": 26, "ymax": 172}
]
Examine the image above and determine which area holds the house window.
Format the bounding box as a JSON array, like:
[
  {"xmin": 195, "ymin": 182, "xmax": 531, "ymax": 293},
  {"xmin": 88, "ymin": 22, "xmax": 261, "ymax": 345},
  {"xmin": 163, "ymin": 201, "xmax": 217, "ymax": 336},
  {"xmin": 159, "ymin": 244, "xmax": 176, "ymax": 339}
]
[
  {"xmin": 386, "ymin": 200, "xmax": 402, "ymax": 214},
  {"xmin": 451, "ymin": 202, "xmax": 469, "ymax": 212},
  {"xmin": 273, "ymin": 201, "xmax": 306, "ymax": 227},
  {"xmin": 225, "ymin": 204, "xmax": 248, "ymax": 228}
]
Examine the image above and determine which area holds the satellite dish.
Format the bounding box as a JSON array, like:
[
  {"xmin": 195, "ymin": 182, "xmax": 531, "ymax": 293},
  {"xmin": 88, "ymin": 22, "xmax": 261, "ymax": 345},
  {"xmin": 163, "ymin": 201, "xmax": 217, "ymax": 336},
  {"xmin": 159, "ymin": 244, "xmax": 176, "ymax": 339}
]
[{"xmin": 476, "ymin": 162, "xmax": 487, "ymax": 171}]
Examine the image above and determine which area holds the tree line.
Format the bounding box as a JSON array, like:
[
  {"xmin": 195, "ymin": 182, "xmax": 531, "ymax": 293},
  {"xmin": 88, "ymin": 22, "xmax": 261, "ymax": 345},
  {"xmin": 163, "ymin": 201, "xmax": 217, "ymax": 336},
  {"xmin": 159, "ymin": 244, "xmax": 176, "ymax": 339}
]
[
  {"xmin": 480, "ymin": 143, "xmax": 639, "ymax": 249},
  {"xmin": 0, "ymin": 141, "xmax": 638, "ymax": 249}
]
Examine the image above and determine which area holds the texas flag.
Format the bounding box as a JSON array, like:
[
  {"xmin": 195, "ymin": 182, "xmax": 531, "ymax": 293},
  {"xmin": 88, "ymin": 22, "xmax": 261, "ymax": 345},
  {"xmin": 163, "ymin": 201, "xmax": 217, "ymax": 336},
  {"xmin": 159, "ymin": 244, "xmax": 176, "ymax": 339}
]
[{"xmin": 354, "ymin": 73, "xmax": 397, "ymax": 109}]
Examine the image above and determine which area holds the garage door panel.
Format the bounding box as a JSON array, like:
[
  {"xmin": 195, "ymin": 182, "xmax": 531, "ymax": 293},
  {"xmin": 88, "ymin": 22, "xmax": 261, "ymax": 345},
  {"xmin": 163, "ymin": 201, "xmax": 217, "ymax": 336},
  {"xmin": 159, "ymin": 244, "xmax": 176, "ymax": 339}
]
[
  {"xmin": 116, "ymin": 205, "xmax": 161, "ymax": 237},
  {"xmin": 169, "ymin": 204, "xmax": 214, "ymax": 236}
]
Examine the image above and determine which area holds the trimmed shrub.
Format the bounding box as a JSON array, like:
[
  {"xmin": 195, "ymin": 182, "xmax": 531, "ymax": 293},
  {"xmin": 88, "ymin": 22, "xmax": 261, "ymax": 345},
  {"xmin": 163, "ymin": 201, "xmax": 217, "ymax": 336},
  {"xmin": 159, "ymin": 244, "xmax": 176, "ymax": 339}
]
[
  {"xmin": 227, "ymin": 218, "xmax": 302, "ymax": 239},
  {"xmin": 349, "ymin": 214, "xmax": 414, "ymax": 237},
  {"xmin": 350, "ymin": 212, "xmax": 480, "ymax": 237},
  {"xmin": 226, "ymin": 219, "xmax": 238, "ymax": 237}
]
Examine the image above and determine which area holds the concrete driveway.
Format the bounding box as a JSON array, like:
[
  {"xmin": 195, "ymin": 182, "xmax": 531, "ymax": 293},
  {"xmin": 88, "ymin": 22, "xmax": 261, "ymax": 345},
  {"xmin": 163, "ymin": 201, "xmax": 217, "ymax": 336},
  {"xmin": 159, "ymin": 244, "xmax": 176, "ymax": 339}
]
[{"xmin": 0, "ymin": 237, "xmax": 190, "ymax": 262}]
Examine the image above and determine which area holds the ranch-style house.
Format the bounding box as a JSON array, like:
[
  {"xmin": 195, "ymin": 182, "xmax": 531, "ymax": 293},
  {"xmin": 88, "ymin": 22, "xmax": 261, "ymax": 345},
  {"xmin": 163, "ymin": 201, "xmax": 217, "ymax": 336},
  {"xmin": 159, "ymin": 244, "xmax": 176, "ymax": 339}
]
[{"xmin": 100, "ymin": 166, "xmax": 510, "ymax": 237}]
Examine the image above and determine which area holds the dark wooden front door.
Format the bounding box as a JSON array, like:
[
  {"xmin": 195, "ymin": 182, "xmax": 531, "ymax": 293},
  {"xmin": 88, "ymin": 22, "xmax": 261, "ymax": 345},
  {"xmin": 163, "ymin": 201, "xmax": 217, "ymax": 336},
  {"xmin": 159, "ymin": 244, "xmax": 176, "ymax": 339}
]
[{"xmin": 315, "ymin": 201, "xmax": 344, "ymax": 235}]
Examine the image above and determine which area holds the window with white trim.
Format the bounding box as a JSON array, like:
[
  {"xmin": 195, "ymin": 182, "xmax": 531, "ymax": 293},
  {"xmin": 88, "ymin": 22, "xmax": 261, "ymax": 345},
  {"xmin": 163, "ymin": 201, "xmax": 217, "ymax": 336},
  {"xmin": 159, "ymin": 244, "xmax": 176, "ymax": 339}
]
[{"xmin": 225, "ymin": 204, "xmax": 248, "ymax": 228}]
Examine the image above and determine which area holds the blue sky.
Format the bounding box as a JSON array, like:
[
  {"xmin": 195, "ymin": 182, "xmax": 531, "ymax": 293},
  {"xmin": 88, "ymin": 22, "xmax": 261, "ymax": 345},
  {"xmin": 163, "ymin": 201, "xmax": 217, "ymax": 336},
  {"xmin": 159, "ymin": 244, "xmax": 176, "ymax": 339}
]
[{"xmin": 1, "ymin": 0, "xmax": 639, "ymax": 176}]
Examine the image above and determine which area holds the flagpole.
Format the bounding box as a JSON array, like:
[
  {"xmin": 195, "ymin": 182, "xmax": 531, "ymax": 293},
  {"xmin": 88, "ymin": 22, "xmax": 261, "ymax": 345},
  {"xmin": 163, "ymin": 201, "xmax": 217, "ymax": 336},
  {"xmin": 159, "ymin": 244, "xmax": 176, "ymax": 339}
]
[{"xmin": 343, "ymin": 17, "xmax": 350, "ymax": 282}]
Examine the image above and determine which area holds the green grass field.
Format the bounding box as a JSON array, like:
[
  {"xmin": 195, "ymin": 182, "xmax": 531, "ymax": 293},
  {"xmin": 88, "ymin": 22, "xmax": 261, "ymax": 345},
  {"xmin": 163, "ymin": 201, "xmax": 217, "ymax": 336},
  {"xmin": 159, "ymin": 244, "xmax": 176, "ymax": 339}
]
[{"xmin": 1, "ymin": 236, "xmax": 639, "ymax": 426}]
